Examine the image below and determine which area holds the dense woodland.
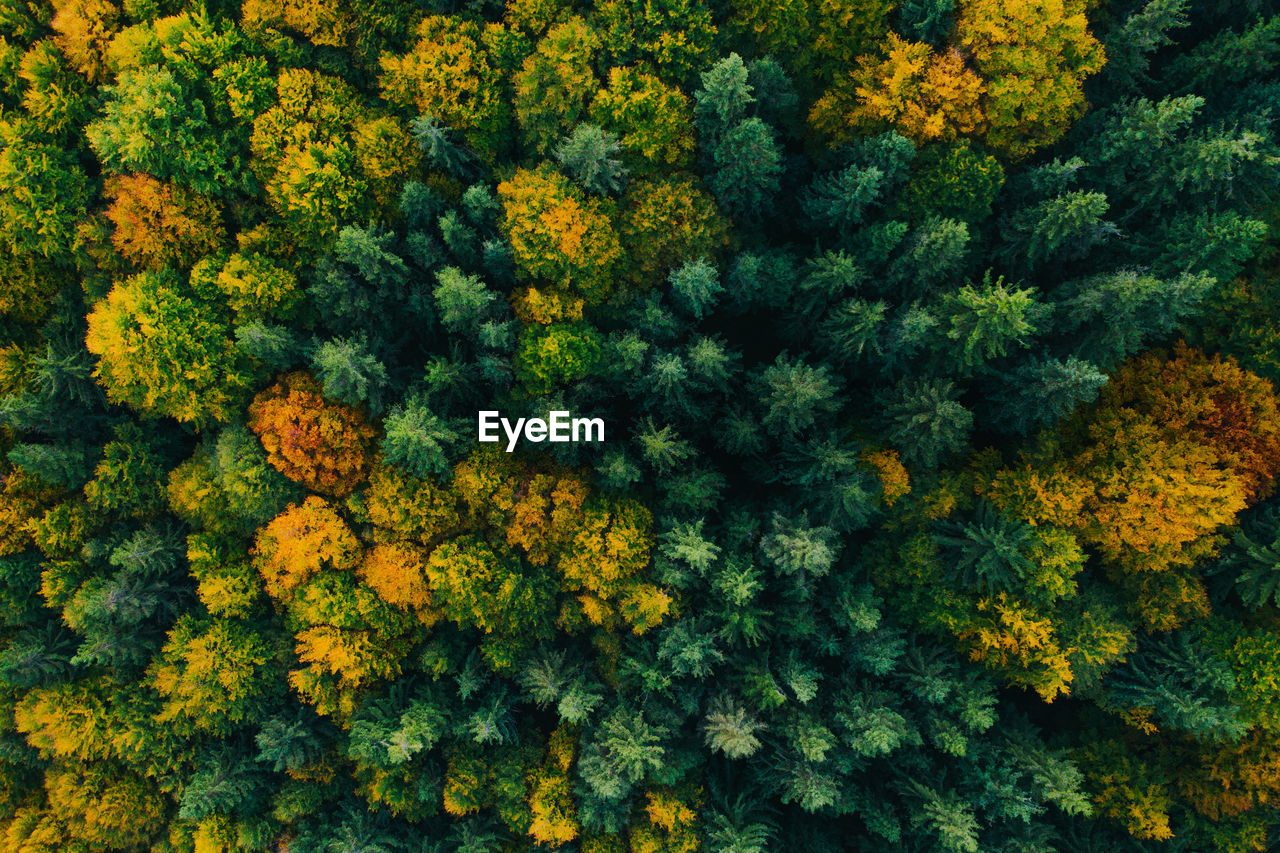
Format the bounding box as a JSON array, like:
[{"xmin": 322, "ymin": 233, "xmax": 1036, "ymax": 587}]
[{"xmin": 1, "ymin": 0, "xmax": 1280, "ymax": 849}]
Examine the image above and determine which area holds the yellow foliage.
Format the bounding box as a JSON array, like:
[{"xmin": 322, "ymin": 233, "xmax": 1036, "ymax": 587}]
[
  {"xmin": 253, "ymin": 496, "xmax": 362, "ymax": 600},
  {"xmin": 150, "ymin": 616, "xmax": 275, "ymax": 732},
  {"xmin": 618, "ymin": 174, "xmax": 730, "ymax": 289},
  {"xmin": 363, "ymin": 463, "xmax": 462, "ymax": 545},
  {"xmin": 957, "ymin": 0, "xmax": 1105, "ymax": 158},
  {"xmin": 512, "ymin": 18, "xmax": 600, "ymax": 154},
  {"xmin": 378, "ymin": 16, "xmax": 512, "ymax": 161},
  {"xmin": 630, "ymin": 786, "xmax": 701, "ymax": 853},
  {"xmin": 0, "ymin": 467, "xmax": 57, "ymax": 557},
  {"xmin": 811, "ymin": 34, "xmax": 985, "ymax": 146},
  {"xmin": 50, "ymin": 0, "xmax": 119, "ymax": 82},
  {"xmin": 863, "ymin": 449, "xmax": 910, "ymax": 506},
  {"xmin": 1081, "ymin": 741, "xmax": 1175, "ymax": 841},
  {"xmin": 589, "ymin": 66, "xmax": 695, "ymax": 173},
  {"xmin": 292, "ymin": 624, "xmax": 406, "ymax": 686},
  {"xmin": 497, "ymin": 165, "xmax": 622, "ymax": 305},
  {"xmin": 44, "ymin": 763, "xmax": 166, "ymax": 850},
  {"xmin": 951, "ymin": 591, "xmax": 1074, "ymax": 701},
  {"xmin": 527, "ymin": 727, "xmax": 580, "ymax": 845},
  {"xmin": 358, "ymin": 541, "xmax": 440, "ymax": 623},
  {"xmin": 512, "ymin": 285, "xmax": 586, "ymax": 324}
]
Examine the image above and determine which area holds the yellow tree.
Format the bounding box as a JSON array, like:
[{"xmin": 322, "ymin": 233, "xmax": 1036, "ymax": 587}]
[
  {"xmin": 513, "ymin": 18, "xmax": 600, "ymax": 155},
  {"xmin": 957, "ymin": 0, "xmax": 1105, "ymax": 158},
  {"xmin": 497, "ymin": 165, "xmax": 623, "ymax": 307},
  {"xmin": 811, "ymin": 34, "xmax": 986, "ymax": 146},
  {"xmin": 379, "ymin": 15, "xmax": 514, "ymax": 161}
]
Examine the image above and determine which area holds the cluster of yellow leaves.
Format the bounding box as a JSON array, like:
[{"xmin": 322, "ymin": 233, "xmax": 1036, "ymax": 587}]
[
  {"xmin": 200, "ymin": 251, "xmax": 300, "ymax": 321},
  {"xmin": 442, "ymin": 743, "xmax": 537, "ymax": 832},
  {"xmin": 1081, "ymin": 739, "xmax": 1176, "ymax": 841},
  {"xmin": 454, "ymin": 447, "xmax": 667, "ymax": 635},
  {"xmin": 498, "ymin": 165, "xmax": 623, "ymax": 307},
  {"xmin": 513, "ymin": 18, "xmax": 600, "ymax": 155},
  {"xmin": 254, "ymin": 497, "xmax": 422, "ymax": 715},
  {"xmin": 50, "ymin": 0, "xmax": 120, "ymax": 82},
  {"xmin": 957, "ymin": 0, "xmax": 1105, "ymax": 158},
  {"xmin": 85, "ymin": 269, "xmax": 252, "ymax": 425},
  {"xmin": 590, "ymin": 67, "xmax": 695, "ymax": 173},
  {"xmin": 251, "ymin": 69, "xmax": 418, "ymax": 250},
  {"xmin": 149, "ymin": 615, "xmax": 277, "ymax": 733},
  {"xmin": 379, "ymin": 15, "xmax": 513, "ymax": 160},
  {"xmin": 993, "ymin": 345, "xmax": 1280, "ymax": 629},
  {"xmin": 629, "ymin": 786, "xmax": 701, "ymax": 853},
  {"xmin": 248, "ymin": 372, "xmax": 376, "ymax": 497},
  {"xmin": 527, "ymin": 726, "xmax": 579, "ymax": 845},
  {"xmin": 617, "ymin": 175, "xmax": 731, "ymax": 289},
  {"xmin": 811, "ymin": 34, "xmax": 985, "ymax": 146},
  {"xmin": 862, "ymin": 448, "xmax": 910, "ymax": 506},
  {"xmin": 254, "ymin": 496, "xmax": 361, "ymax": 599},
  {"xmin": 0, "ymin": 468, "xmax": 57, "ymax": 557},
  {"xmin": 809, "ymin": 0, "xmax": 1104, "ymax": 158},
  {"xmin": 358, "ymin": 541, "xmax": 438, "ymax": 620},
  {"xmin": 890, "ymin": 345, "xmax": 1280, "ymax": 704}
]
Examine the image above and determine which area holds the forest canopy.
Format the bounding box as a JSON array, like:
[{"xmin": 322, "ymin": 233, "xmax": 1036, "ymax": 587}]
[{"xmin": 2, "ymin": 0, "xmax": 1280, "ymax": 850}]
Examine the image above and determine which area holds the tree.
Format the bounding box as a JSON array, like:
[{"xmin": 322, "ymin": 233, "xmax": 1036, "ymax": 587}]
[
  {"xmin": 251, "ymin": 69, "xmax": 417, "ymax": 250},
  {"xmin": 693, "ymin": 53, "xmax": 753, "ymax": 141},
  {"xmin": 380, "ymin": 397, "xmax": 464, "ymax": 481},
  {"xmin": 44, "ymin": 763, "xmax": 167, "ymax": 849},
  {"xmin": 593, "ymin": 0, "xmax": 716, "ymax": 85},
  {"xmin": 102, "ymin": 174, "xmax": 226, "ymax": 271},
  {"xmin": 882, "ymin": 379, "xmax": 973, "ymax": 469},
  {"xmin": 957, "ymin": 0, "xmax": 1105, "ymax": 159},
  {"xmin": 310, "ymin": 337, "xmax": 390, "ymax": 413},
  {"xmin": 498, "ymin": 166, "xmax": 623, "ymax": 305},
  {"xmin": 247, "ymin": 372, "xmax": 376, "ymax": 497},
  {"xmin": 379, "ymin": 16, "xmax": 512, "ymax": 162},
  {"xmin": 991, "ymin": 356, "xmax": 1108, "ymax": 434},
  {"xmin": 514, "ymin": 323, "xmax": 605, "ymax": 394},
  {"xmin": 668, "ymin": 259, "xmax": 722, "ymax": 319},
  {"xmin": 617, "ymin": 175, "xmax": 730, "ymax": 289},
  {"xmin": 201, "ymin": 252, "xmax": 300, "ymax": 321},
  {"xmin": 87, "ymin": 65, "xmax": 238, "ymax": 194},
  {"xmin": 0, "ymin": 122, "xmax": 89, "ymax": 322},
  {"xmin": 708, "ymin": 117, "xmax": 782, "ymax": 220},
  {"xmin": 934, "ymin": 274, "xmax": 1043, "ymax": 371},
  {"xmin": 424, "ymin": 536, "xmax": 556, "ymax": 670},
  {"xmin": 555, "ymin": 125, "xmax": 628, "ymax": 195},
  {"xmin": 513, "ymin": 18, "xmax": 600, "ymax": 155},
  {"xmin": 756, "ymin": 355, "xmax": 842, "ymax": 438},
  {"xmin": 810, "ymin": 34, "xmax": 984, "ymax": 146},
  {"xmin": 903, "ymin": 141, "xmax": 1004, "ymax": 224},
  {"xmin": 589, "ymin": 66, "xmax": 695, "ymax": 175},
  {"xmin": 150, "ymin": 615, "xmax": 281, "ymax": 734},
  {"xmin": 85, "ymin": 269, "xmax": 253, "ymax": 425}
]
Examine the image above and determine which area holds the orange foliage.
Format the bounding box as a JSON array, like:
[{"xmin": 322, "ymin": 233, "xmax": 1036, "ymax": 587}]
[
  {"xmin": 358, "ymin": 541, "xmax": 439, "ymax": 621},
  {"xmin": 102, "ymin": 174, "xmax": 226, "ymax": 271},
  {"xmin": 248, "ymin": 372, "xmax": 376, "ymax": 497},
  {"xmin": 50, "ymin": 0, "xmax": 120, "ymax": 82},
  {"xmin": 1086, "ymin": 343, "xmax": 1280, "ymax": 502}
]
